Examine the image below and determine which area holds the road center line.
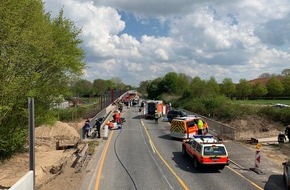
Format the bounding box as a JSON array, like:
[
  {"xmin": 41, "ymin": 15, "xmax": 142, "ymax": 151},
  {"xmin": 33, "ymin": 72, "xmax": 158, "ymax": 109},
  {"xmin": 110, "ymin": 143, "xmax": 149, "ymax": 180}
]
[
  {"xmin": 149, "ymin": 140, "xmax": 156, "ymax": 153},
  {"xmin": 141, "ymin": 120, "xmax": 190, "ymax": 190}
]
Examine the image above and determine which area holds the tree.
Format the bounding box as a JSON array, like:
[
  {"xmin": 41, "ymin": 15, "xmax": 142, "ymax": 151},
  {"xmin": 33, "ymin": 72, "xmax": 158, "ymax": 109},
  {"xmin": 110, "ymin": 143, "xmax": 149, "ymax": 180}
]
[
  {"xmin": 282, "ymin": 76, "xmax": 290, "ymax": 96},
  {"xmin": 176, "ymin": 73, "xmax": 191, "ymax": 95},
  {"xmin": 236, "ymin": 79, "xmax": 252, "ymax": 99},
  {"xmin": 266, "ymin": 77, "xmax": 284, "ymax": 97},
  {"xmin": 0, "ymin": 1, "xmax": 85, "ymax": 160},
  {"xmin": 251, "ymin": 82, "xmax": 267, "ymax": 99},
  {"xmin": 161, "ymin": 72, "xmax": 179, "ymax": 94},
  {"xmin": 205, "ymin": 77, "xmax": 220, "ymax": 97},
  {"xmin": 73, "ymin": 79, "xmax": 93, "ymax": 97},
  {"xmin": 188, "ymin": 76, "xmax": 207, "ymax": 98},
  {"xmin": 138, "ymin": 80, "xmax": 150, "ymax": 95},
  {"xmin": 110, "ymin": 77, "xmax": 126, "ymax": 90},
  {"xmin": 93, "ymin": 79, "xmax": 108, "ymax": 96},
  {"xmin": 220, "ymin": 78, "xmax": 236, "ymax": 99},
  {"xmin": 147, "ymin": 78, "xmax": 163, "ymax": 99}
]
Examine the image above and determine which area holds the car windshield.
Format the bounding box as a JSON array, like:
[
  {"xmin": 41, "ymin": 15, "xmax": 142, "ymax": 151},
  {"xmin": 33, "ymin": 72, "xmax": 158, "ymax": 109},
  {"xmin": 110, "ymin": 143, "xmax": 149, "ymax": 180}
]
[{"xmin": 203, "ymin": 146, "xmax": 226, "ymax": 156}]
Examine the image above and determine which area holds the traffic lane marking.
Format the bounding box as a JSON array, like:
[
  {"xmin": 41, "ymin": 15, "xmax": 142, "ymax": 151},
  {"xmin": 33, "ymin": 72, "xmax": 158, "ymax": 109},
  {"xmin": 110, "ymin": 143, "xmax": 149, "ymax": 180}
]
[
  {"xmin": 226, "ymin": 166, "xmax": 264, "ymax": 190},
  {"xmin": 94, "ymin": 130, "xmax": 114, "ymax": 190},
  {"xmin": 141, "ymin": 119, "xmax": 190, "ymax": 190},
  {"xmin": 144, "ymin": 119, "xmax": 264, "ymax": 190}
]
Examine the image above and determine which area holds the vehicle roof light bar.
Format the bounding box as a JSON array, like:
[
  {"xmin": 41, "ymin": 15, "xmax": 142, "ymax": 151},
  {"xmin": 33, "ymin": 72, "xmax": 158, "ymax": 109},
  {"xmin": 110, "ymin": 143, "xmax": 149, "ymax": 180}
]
[{"xmin": 193, "ymin": 135, "xmax": 213, "ymax": 139}]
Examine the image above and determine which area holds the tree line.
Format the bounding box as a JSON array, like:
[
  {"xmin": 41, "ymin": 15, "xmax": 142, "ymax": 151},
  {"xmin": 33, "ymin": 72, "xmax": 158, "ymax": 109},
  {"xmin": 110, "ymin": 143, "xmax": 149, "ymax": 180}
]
[
  {"xmin": 137, "ymin": 70, "xmax": 290, "ymax": 101},
  {"xmin": 71, "ymin": 77, "xmax": 134, "ymax": 98}
]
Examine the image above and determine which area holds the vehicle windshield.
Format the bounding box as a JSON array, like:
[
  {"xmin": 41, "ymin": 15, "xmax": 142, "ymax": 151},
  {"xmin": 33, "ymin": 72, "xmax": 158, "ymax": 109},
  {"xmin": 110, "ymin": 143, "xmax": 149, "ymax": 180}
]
[{"xmin": 203, "ymin": 146, "xmax": 226, "ymax": 156}]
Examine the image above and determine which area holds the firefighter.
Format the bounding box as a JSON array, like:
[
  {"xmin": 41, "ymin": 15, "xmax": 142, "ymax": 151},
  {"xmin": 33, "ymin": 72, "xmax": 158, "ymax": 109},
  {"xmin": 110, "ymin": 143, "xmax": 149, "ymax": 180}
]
[
  {"xmin": 197, "ymin": 119, "xmax": 204, "ymax": 135},
  {"xmin": 115, "ymin": 110, "xmax": 121, "ymax": 124},
  {"xmin": 154, "ymin": 110, "xmax": 159, "ymax": 123}
]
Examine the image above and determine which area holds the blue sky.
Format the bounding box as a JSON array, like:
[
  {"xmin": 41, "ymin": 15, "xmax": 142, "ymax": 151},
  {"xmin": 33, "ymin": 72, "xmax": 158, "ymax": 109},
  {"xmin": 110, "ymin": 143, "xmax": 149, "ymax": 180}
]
[
  {"xmin": 119, "ymin": 11, "xmax": 170, "ymax": 40},
  {"xmin": 43, "ymin": 0, "xmax": 290, "ymax": 86}
]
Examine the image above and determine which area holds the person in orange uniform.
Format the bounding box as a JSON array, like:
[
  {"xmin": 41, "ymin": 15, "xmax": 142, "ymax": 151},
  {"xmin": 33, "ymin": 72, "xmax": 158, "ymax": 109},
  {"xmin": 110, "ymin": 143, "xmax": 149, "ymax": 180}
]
[
  {"xmin": 106, "ymin": 121, "xmax": 115, "ymax": 130},
  {"xmin": 115, "ymin": 110, "xmax": 121, "ymax": 124}
]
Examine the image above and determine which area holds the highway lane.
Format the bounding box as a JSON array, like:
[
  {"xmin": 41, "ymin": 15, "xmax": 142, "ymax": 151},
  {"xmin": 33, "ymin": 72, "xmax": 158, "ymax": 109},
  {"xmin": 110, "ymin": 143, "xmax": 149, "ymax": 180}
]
[{"xmin": 93, "ymin": 106, "xmax": 262, "ymax": 190}]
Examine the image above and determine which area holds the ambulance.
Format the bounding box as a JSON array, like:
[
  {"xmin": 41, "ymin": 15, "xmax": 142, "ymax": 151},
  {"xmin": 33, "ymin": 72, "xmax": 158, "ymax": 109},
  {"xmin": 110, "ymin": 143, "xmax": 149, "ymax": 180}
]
[
  {"xmin": 182, "ymin": 135, "xmax": 229, "ymax": 170},
  {"xmin": 144, "ymin": 100, "xmax": 163, "ymax": 119},
  {"xmin": 170, "ymin": 115, "xmax": 208, "ymax": 139}
]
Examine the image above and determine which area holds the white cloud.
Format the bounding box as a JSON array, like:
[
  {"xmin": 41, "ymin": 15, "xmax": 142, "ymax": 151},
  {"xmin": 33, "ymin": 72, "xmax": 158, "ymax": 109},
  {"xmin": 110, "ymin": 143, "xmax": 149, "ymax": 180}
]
[{"xmin": 43, "ymin": 0, "xmax": 290, "ymax": 85}]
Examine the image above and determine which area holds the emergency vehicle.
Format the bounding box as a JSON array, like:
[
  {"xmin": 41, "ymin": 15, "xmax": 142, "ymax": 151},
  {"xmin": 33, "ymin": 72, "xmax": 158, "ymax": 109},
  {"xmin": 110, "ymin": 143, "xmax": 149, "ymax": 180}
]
[
  {"xmin": 144, "ymin": 100, "xmax": 163, "ymax": 119},
  {"xmin": 170, "ymin": 116, "xmax": 208, "ymax": 139},
  {"xmin": 182, "ymin": 135, "xmax": 229, "ymax": 170}
]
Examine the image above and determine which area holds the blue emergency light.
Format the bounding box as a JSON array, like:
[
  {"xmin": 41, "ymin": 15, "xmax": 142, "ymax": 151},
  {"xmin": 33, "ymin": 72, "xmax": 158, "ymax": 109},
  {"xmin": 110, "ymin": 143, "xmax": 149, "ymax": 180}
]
[{"xmin": 193, "ymin": 135, "xmax": 213, "ymax": 139}]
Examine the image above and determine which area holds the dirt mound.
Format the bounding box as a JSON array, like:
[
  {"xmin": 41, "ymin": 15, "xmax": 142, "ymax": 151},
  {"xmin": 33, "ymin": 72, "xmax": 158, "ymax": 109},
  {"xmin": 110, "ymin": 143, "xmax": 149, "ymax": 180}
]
[
  {"xmin": 36, "ymin": 121, "xmax": 80, "ymax": 140},
  {"xmin": 227, "ymin": 115, "xmax": 283, "ymax": 140},
  {"xmin": 0, "ymin": 121, "xmax": 84, "ymax": 189}
]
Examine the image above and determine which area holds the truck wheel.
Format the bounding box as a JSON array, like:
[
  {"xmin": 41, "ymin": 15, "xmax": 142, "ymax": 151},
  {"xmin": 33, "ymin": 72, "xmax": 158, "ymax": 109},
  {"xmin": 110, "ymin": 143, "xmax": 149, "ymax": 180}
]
[{"xmin": 217, "ymin": 165, "xmax": 225, "ymax": 170}]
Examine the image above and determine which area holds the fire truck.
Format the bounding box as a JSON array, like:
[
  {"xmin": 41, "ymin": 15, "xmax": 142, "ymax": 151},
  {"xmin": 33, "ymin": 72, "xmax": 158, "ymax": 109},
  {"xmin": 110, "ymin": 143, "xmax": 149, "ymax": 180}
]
[{"xmin": 144, "ymin": 100, "xmax": 163, "ymax": 119}]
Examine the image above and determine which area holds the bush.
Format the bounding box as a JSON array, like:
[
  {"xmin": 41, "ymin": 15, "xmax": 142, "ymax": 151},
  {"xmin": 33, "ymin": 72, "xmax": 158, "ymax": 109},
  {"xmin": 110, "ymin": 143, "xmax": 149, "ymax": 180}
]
[
  {"xmin": 177, "ymin": 96, "xmax": 259, "ymax": 121},
  {"xmin": 0, "ymin": 127, "xmax": 26, "ymax": 162},
  {"xmin": 53, "ymin": 107, "xmax": 86, "ymax": 122},
  {"xmin": 259, "ymin": 107, "xmax": 290, "ymax": 125}
]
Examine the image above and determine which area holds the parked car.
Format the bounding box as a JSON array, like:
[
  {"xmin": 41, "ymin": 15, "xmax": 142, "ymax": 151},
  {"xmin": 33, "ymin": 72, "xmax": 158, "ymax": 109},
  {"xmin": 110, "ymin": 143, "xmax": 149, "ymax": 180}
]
[
  {"xmin": 283, "ymin": 161, "xmax": 290, "ymax": 190},
  {"xmin": 167, "ymin": 110, "xmax": 188, "ymax": 122}
]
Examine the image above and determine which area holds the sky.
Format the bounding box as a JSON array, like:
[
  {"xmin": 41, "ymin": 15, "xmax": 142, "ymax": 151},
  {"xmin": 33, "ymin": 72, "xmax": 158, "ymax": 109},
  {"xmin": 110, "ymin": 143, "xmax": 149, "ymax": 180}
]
[{"xmin": 43, "ymin": 0, "xmax": 290, "ymax": 86}]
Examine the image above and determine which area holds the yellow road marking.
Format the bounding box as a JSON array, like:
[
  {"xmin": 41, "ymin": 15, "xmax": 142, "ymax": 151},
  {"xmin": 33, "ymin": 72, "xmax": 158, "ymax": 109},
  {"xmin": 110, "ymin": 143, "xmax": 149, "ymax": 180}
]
[
  {"xmin": 94, "ymin": 131, "xmax": 114, "ymax": 190},
  {"xmin": 94, "ymin": 120, "xmax": 262, "ymax": 190},
  {"xmin": 141, "ymin": 120, "xmax": 190, "ymax": 190},
  {"xmin": 226, "ymin": 166, "xmax": 264, "ymax": 190}
]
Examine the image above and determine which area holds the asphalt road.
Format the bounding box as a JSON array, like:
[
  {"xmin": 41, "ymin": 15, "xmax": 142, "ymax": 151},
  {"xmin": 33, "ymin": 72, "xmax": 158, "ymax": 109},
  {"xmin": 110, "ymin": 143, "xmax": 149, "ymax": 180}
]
[{"xmin": 83, "ymin": 106, "xmax": 273, "ymax": 190}]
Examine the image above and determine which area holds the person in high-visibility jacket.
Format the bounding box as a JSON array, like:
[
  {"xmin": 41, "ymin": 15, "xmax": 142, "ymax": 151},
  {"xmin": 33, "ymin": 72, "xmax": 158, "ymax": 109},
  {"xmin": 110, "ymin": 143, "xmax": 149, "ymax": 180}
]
[
  {"xmin": 197, "ymin": 119, "xmax": 204, "ymax": 135},
  {"xmin": 154, "ymin": 110, "xmax": 159, "ymax": 123}
]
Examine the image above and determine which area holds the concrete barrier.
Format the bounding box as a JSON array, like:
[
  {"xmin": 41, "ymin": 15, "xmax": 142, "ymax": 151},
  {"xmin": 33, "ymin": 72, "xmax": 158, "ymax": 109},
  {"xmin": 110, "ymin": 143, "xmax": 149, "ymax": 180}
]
[
  {"xmin": 9, "ymin": 170, "xmax": 34, "ymax": 190},
  {"xmin": 202, "ymin": 116, "xmax": 236, "ymax": 140}
]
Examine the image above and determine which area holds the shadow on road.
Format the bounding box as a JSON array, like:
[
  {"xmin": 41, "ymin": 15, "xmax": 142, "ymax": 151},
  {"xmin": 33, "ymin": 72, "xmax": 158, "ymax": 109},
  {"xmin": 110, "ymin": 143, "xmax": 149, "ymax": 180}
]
[
  {"xmin": 264, "ymin": 174, "xmax": 285, "ymax": 190},
  {"xmin": 171, "ymin": 151, "xmax": 221, "ymax": 174},
  {"xmin": 158, "ymin": 134, "xmax": 180, "ymax": 141}
]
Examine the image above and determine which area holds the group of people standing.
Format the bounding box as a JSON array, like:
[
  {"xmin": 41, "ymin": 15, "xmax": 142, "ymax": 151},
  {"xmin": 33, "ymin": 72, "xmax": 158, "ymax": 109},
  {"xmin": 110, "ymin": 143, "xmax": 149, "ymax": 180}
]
[{"xmin": 82, "ymin": 117, "xmax": 104, "ymax": 139}]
